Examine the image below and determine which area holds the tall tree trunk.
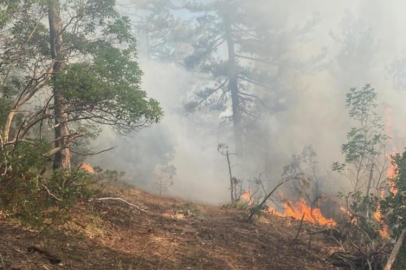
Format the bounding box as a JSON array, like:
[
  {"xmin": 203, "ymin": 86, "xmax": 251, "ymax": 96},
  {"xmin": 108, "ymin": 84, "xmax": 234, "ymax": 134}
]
[
  {"xmin": 226, "ymin": 150, "xmax": 235, "ymax": 203},
  {"xmin": 48, "ymin": 0, "xmax": 71, "ymax": 170},
  {"xmin": 384, "ymin": 229, "xmax": 406, "ymax": 270},
  {"xmin": 224, "ymin": 15, "xmax": 243, "ymax": 156},
  {"xmin": 365, "ymin": 164, "xmax": 374, "ymax": 219}
]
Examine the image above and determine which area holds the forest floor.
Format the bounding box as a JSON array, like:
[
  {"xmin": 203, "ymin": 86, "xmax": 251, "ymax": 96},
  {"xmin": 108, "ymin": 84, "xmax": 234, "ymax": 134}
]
[{"xmin": 0, "ymin": 182, "xmax": 340, "ymax": 270}]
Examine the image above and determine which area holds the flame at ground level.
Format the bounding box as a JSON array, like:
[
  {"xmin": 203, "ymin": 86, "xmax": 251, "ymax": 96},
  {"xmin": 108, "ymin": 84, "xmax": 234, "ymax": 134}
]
[
  {"xmin": 79, "ymin": 163, "xmax": 95, "ymax": 174},
  {"xmin": 268, "ymin": 198, "xmax": 337, "ymax": 226},
  {"xmin": 240, "ymin": 191, "xmax": 253, "ymax": 205}
]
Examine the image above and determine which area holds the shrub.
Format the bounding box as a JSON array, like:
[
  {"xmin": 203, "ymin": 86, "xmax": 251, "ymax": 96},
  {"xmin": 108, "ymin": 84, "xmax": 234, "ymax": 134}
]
[{"xmin": 0, "ymin": 141, "xmax": 93, "ymax": 228}]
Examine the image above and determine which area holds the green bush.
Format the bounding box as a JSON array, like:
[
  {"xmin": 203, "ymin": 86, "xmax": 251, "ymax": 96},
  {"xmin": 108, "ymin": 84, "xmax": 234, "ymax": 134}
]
[{"xmin": 0, "ymin": 141, "xmax": 93, "ymax": 228}]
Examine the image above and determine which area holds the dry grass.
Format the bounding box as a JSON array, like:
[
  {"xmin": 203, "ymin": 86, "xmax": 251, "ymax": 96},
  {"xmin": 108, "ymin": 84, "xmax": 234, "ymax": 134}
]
[{"xmin": 0, "ymin": 182, "xmax": 337, "ymax": 270}]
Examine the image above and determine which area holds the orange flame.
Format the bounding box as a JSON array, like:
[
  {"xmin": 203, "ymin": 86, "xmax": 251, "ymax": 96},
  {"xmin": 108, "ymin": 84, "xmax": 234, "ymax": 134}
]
[
  {"xmin": 374, "ymin": 202, "xmax": 390, "ymax": 239},
  {"xmin": 387, "ymin": 151, "xmax": 398, "ymax": 196},
  {"xmin": 387, "ymin": 161, "xmax": 398, "ymax": 195},
  {"xmin": 387, "ymin": 161, "xmax": 397, "ymax": 179},
  {"xmin": 385, "ymin": 106, "xmax": 398, "ymax": 195},
  {"xmin": 340, "ymin": 206, "xmax": 358, "ymax": 225},
  {"xmin": 268, "ymin": 198, "xmax": 336, "ymax": 226},
  {"xmin": 240, "ymin": 190, "xmax": 253, "ymax": 205},
  {"xmin": 340, "ymin": 204, "xmax": 389, "ymax": 238},
  {"xmin": 79, "ymin": 163, "xmax": 95, "ymax": 174},
  {"xmin": 374, "ymin": 204, "xmax": 382, "ymax": 221}
]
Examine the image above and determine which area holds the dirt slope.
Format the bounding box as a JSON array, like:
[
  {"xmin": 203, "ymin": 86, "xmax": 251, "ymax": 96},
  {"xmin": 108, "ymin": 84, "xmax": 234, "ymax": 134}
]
[{"xmin": 0, "ymin": 183, "xmax": 339, "ymax": 270}]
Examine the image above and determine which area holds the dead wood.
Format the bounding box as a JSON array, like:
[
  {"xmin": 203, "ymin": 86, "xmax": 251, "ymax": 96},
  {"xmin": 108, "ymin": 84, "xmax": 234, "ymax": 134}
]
[
  {"xmin": 383, "ymin": 228, "xmax": 406, "ymax": 270},
  {"xmin": 95, "ymin": 197, "xmax": 148, "ymax": 213},
  {"xmin": 247, "ymin": 176, "xmax": 300, "ymax": 221}
]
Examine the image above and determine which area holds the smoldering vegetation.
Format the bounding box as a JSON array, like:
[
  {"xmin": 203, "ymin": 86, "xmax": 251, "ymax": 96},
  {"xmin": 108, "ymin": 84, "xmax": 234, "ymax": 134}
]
[
  {"xmin": 1, "ymin": 1, "xmax": 406, "ymax": 269},
  {"xmin": 90, "ymin": 0, "xmax": 406, "ymax": 204}
]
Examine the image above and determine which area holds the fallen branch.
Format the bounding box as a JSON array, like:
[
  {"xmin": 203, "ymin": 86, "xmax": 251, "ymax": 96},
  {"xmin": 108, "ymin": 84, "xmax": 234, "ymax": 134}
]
[
  {"xmin": 95, "ymin": 197, "xmax": 148, "ymax": 213},
  {"xmin": 247, "ymin": 175, "xmax": 300, "ymax": 221},
  {"xmin": 383, "ymin": 228, "xmax": 406, "ymax": 270},
  {"xmin": 41, "ymin": 183, "xmax": 62, "ymax": 202}
]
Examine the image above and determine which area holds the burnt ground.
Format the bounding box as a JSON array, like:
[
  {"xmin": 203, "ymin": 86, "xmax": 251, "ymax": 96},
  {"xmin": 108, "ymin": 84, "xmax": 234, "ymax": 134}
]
[{"xmin": 0, "ymin": 183, "xmax": 340, "ymax": 270}]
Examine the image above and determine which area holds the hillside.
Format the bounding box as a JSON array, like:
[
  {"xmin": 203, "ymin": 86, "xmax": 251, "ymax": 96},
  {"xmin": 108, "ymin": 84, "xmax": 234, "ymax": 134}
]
[{"xmin": 0, "ymin": 183, "xmax": 338, "ymax": 270}]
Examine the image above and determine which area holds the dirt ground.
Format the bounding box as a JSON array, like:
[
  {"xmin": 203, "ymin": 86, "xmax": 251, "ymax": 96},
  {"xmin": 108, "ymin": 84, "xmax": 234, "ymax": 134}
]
[{"xmin": 0, "ymin": 183, "xmax": 340, "ymax": 270}]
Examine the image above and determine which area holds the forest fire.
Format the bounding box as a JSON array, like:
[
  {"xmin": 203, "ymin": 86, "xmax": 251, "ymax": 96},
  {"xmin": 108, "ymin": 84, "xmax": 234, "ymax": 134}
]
[
  {"xmin": 340, "ymin": 204, "xmax": 390, "ymax": 238},
  {"xmin": 385, "ymin": 106, "xmax": 399, "ymax": 194},
  {"xmin": 340, "ymin": 206, "xmax": 358, "ymax": 225},
  {"xmin": 267, "ymin": 198, "xmax": 337, "ymax": 226},
  {"xmin": 375, "ymin": 185, "xmax": 390, "ymax": 238},
  {"xmin": 79, "ymin": 163, "xmax": 95, "ymax": 174},
  {"xmin": 387, "ymin": 159, "xmax": 399, "ymax": 195},
  {"xmin": 374, "ymin": 203, "xmax": 390, "ymax": 239},
  {"xmin": 387, "ymin": 159, "xmax": 397, "ymax": 178},
  {"xmin": 240, "ymin": 191, "xmax": 253, "ymax": 205}
]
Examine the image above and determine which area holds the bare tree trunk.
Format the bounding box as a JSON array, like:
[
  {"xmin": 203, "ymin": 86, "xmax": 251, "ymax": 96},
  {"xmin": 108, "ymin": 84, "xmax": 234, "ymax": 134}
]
[
  {"xmin": 3, "ymin": 110, "xmax": 15, "ymax": 143},
  {"xmin": 384, "ymin": 229, "xmax": 406, "ymax": 270},
  {"xmin": 224, "ymin": 15, "xmax": 243, "ymax": 156},
  {"xmin": 365, "ymin": 164, "xmax": 374, "ymax": 219},
  {"xmin": 48, "ymin": 0, "xmax": 71, "ymax": 170},
  {"xmin": 226, "ymin": 150, "xmax": 235, "ymax": 203}
]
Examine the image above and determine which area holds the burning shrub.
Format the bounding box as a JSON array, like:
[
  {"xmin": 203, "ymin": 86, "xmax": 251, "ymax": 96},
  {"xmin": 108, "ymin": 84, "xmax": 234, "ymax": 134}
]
[
  {"xmin": 380, "ymin": 151, "xmax": 406, "ymax": 268},
  {"xmin": 382, "ymin": 152, "xmax": 406, "ymax": 237}
]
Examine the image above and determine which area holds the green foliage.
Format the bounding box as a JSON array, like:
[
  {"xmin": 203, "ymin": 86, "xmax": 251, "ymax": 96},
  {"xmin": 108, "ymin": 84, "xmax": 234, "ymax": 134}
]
[
  {"xmin": 343, "ymin": 191, "xmax": 383, "ymax": 238},
  {"xmin": 54, "ymin": 46, "xmax": 163, "ymax": 133},
  {"xmin": 0, "ymin": 0, "xmax": 163, "ymax": 222},
  {"xmin": 222, "ymin": 199, "xmax": 252, "ymax": 211},
  {"xmin": 48, "ymin": 169, "xmax": 94, "ymax": 206},
  {"xmin": 0, "ymin": 141, "xmax": 96, "ymax": 228},
  {"xmin": 342, "ymin": 85, "xmax": 388, "ymax": 164},
  {"xmin": 0, "ymin": 0, "xmax": 24, "ymax": 27},
  {"xmin": 332, "ymin": 85, "xmax": 390, "ymax": 243},
  {"xmin": 49, "ymin": 0, "xmax": 163, "ymax": 135},
  {"xmin": 0, "ymin": 0, "xmax": 163, "ymax": 147},
  {"xmin": 382, "ymin": 151, "xmax": 406, "ymax": 238},
  {"xmin": 333, "ymin": 84, "xmax": 388, "ymax": 193}
]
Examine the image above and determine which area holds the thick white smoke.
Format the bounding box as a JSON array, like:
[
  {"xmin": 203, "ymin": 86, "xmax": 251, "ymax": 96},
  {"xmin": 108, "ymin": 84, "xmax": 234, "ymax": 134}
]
[{"xmin": 90, "ymin": 0, "xmax": 406, "ymax": 204}]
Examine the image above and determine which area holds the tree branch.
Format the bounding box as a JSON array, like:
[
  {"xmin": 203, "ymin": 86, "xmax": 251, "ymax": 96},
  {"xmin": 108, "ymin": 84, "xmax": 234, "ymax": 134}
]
[
  {"xmin": 235, "ymin": 54, "xmax": 269, "ymax": 64},
  {"xmin": 70, "ymin": 146, "xmax": 117, "ymax": 157},
  {"xmin": 43, "ymin": 132, "xmax": 84, "ymax": 158}
]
